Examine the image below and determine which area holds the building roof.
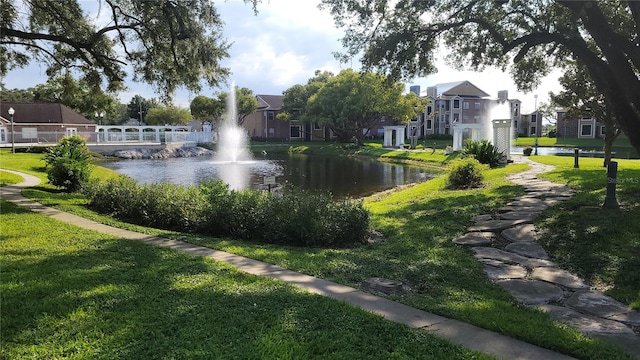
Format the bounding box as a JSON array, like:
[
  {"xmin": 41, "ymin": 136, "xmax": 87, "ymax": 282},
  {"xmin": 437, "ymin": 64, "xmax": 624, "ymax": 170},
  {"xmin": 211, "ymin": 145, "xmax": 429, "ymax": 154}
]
[
  {"xmin": 256, "ymin": 95, "xmax": 284, "ymax": 111},
  {"xmin": 0, "ymin": 102, "xmax": 94, "ymax": 125},
  {"xmin": 425, "ymin": 81, "xmax": 491, "ymax": 98}
]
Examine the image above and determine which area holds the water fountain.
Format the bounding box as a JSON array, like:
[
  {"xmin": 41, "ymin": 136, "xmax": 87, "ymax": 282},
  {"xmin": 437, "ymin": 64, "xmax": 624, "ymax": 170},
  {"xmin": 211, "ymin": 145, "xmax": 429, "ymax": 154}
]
[
  {"xmin": 215, "ymin": 83, "xmax": 252, "ymax": 163},
  {"xmin": 213, "ymin": 83, "xmax": 255, "ymax": 190}
]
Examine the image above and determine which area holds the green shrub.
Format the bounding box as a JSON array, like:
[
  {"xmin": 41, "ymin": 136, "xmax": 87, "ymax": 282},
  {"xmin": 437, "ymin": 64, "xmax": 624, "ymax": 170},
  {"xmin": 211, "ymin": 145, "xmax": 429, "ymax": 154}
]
[
  {"xmin": 446, "ymin": 158, "xmax": 485, "ymax": 189},
  {"xmin": 462, "ymin": 139, "xmax": 504, "ymax": 167},
  {"xmin": 84, "ymin": 178, "xmax": 370, "ymax": 247},
  {"xmin": 44, "ymin": 135, "xmax": 92, "ymax": 192}
]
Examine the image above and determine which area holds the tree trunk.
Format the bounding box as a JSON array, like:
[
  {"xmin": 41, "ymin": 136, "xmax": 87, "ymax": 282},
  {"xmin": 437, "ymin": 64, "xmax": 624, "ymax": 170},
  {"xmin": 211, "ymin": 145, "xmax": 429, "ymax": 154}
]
[{"xmin": 560, "ymin": 1, "xmax": 640, "ymax": 154}]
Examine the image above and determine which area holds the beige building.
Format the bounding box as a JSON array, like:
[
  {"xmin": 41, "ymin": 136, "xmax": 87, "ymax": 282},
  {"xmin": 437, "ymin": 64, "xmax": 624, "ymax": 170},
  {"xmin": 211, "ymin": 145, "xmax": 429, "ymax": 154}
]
[{"xmin": 407, "ymin": 81, "xmax": 521, "ymax": 139}]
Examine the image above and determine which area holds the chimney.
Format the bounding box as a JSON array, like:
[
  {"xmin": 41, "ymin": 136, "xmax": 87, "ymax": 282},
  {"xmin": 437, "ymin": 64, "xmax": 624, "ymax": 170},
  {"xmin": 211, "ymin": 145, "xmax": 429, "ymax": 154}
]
[
  {"xmin": 498, "ymin": 90, "xmax": 508, "ymax": 101},
  {"xmin": 409, "ymin": 85, "xmax": 421, "ymax": 96},
  {"xmin": 427, "ymin": 86, "xmax": 438, "ymax": 98}
]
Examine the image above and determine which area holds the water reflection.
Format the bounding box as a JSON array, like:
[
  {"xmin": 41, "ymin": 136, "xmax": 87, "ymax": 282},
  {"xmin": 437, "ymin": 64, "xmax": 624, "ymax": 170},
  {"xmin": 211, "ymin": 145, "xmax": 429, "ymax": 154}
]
[{"xmin": 100, "ymin": 152, "xmax": 440, "ymax": 198}]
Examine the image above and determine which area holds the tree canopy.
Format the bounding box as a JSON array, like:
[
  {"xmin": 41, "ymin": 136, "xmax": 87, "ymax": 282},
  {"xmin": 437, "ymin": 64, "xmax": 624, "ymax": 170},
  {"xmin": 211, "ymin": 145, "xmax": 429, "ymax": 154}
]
[
  {"xmin": 190, "ymin": 95, "xmax": 225, "ymax": 125},
  {"xmin": 1, "ymin": 72, "xmax": 120, "ymax": 120},
  {"xmin": 319, "ymin": 0, "xmax": 640, "ymax": 152},
  {"xmin": 126, "ymin": 95, "xmax": 160, "ymax": 124},
  {"xmin": 234, "ymin": 87, "xmax": 259, "ymax": 126},
  {"xmin": 144, "ymin": 106, "xmax": 192, "ymax": 126},
  {"xmin": 305, "ymin": 69, "xmax": 420, "ymax": 145},
  {"xmin": 551, "ymin": 61, "xmax": 620, "ymax": 164},
  {"xmin": 279, "ymin": 70, "xmax": 335, "ymax": 121},
  {"xmin": 1, "ymin": 0, "xmax": 257, "ymax": 101}
]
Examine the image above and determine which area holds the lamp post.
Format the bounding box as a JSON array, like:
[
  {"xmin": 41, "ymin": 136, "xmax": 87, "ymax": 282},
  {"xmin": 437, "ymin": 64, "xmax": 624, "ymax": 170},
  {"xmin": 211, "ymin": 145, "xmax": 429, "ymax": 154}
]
[
  {"xmin": 95, "ymin": 111, "xmax": 105, "ymax": 125},
  {"xmin": 8, "ymin": 107, "xmax": 15, "ymax": 153},
  {"xmin": 534, "ymin": 94, "xmax": 538, "ymax": 155}
]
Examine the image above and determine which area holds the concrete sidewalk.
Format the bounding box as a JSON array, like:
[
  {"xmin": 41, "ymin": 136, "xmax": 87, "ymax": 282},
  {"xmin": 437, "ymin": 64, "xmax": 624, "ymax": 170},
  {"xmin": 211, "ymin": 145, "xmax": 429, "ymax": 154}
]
[{"xmin": 1, "ymin": 170, "xmax": 576, "ymax": 360}]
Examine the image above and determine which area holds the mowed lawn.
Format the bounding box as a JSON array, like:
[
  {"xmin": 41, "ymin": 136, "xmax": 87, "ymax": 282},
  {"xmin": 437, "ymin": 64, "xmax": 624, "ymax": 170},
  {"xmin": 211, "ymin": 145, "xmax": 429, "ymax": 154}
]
[{"xmin": 0, "ymin": 199, "xmax": 489, "ymax": 359}]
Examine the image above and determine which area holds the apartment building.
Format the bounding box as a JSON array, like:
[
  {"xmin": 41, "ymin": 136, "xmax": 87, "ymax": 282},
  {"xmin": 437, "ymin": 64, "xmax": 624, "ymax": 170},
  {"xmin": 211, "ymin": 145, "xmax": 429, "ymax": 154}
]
[{"xmin": 407, "ymin": 81, "xmax": 521, "ymax": 139}]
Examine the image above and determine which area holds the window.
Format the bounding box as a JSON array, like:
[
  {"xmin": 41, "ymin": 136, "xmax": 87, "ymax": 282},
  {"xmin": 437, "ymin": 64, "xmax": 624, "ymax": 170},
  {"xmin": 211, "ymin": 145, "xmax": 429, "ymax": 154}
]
[
  {"xmin": 531, "ymin": 114, "xmax": 537, "ymax": 123},
  {"xmin": 453, "ymin": 113, "xmax": 460, "ymax": 122},
  {"xmin": 474, "ymin": 102, "xmax": 481, "ymax": 110},
  {"xmin": 290, "ymin": 125, "xmax": 301, "ymax": 138},
  {"xmin": 463, "ymin": 101, "xmax": 469, "ymax": 109},
  {"xmin": 514, "ymin": 108, "xmax": 519, "ymax": 116},
  {"xmin": 267, "ymin": 111, "xmax": 275, "ymax": 121},
  {"xmin": 453, "ymin": 99, "xmax": 460, "ymax": 109},
  {"xmin": 601, "ymin": 126, "xmax": 606, "ymax": 136},
  {"xmin": 514, "ymin": 120, "xmax": 518, "ymax": 129},
  {"xmin": 313, "ymin": 122, "xmax": 321, "ymax": 130},
  {"xmin": 426, "ymin": 106, "xmax": 432, "ymax": 115},
  {"xmin": 581, "ymin": 124, "xmax": 593, "ymax": 136},
  {"xmin": 426, "ymin": 119, "xmax": 433, "ymax": 130},
  {"xmin": 530, "ymin": 126, "xmax": 536, "ymax": 136},
  {"xmin": 474, "ymin": 115, "xmax": 480, "ymax": 123}
]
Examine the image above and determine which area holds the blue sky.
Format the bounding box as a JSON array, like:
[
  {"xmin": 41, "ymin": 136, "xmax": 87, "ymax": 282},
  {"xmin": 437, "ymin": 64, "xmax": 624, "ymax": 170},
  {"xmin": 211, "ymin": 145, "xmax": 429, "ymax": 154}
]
[{"xmin": 3, "ymin": 0, "xmax": 561, "ymax": 113}]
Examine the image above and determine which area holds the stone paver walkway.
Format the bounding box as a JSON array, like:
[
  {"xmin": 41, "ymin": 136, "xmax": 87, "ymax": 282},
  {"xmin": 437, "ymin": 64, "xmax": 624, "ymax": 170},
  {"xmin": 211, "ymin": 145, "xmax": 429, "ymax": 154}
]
[
  {"xmin": 453, "ymin": 156, "xmax": 639, "ymax": 358},
  {"xmin": 2, "ymin": 169, "xmax": 576, "ymax": 360}
]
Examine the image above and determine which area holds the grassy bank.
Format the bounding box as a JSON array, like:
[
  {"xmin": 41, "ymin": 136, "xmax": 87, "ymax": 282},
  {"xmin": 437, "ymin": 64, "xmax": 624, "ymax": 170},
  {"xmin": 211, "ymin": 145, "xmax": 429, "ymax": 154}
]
[
  {"xmin": 251, "ymin": 141, "xmax": 457, "ymax": 168},
  {"xmin": 0, "ymin": 149, "xmax": 635, "ymax": 359}
]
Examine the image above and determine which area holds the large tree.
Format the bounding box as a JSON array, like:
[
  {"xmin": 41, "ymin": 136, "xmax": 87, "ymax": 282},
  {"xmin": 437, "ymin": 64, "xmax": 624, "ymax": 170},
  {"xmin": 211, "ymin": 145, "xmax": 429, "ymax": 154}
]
[
  {"xmin": 0, "ymin": 0, "xmax": 257, "ymax": 100},
  {"xmin": 126, "ymin": 95, "xmax": 160, "ymax": 124},
  {"xmin": 279, "ymin": 70, "xmax": 335, "ymax": 121},
  {"xmin": 144, "ymin": 106, "xmax": 192, "ymax": 126},
  {"xmin": 305, "ymin": 69, "xmax": 419, "ymax": 145},
  {"xmin": 551, "ymin": 62, "xmax": 620, "ymax": 166},
  {"xmin": 234, "ymin": 87, "xmax": 259, "ymax": 126},
  {"xmin": 319, "ymin": 0, "xmax": 640, "ymax": 153}
]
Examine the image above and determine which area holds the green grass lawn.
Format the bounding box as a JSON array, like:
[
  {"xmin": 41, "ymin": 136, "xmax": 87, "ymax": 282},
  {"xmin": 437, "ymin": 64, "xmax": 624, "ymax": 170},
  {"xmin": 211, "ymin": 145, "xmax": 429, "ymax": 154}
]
[
  {"xmin": 527, "ymin": 156, "xmax": 640, "ymax": 309},
  {"xmin": 0, "ymin": 200, "xmax": 488, "ymax": 360},
  {"xmin": 514, "ymin": 136, "xmax": 637, "ymax": 155},
  {"xmin": 1, "ymin": 149, "xmax": 636, "ymax": 360}
]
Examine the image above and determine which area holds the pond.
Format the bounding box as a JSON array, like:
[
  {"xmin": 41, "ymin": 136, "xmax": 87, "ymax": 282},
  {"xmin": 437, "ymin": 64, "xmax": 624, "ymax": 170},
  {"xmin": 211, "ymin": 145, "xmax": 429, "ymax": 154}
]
[{"xmin": 99, "ymin": 152, "xmax": 441, "ymax": 198}]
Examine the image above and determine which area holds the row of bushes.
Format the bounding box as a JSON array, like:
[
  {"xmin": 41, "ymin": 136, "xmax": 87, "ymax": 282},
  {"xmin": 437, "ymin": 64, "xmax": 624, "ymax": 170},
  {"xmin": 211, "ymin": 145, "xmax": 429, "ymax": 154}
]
[{"xmin": 82, "ymin": 178, "xmax": 370, "ymax": 247}]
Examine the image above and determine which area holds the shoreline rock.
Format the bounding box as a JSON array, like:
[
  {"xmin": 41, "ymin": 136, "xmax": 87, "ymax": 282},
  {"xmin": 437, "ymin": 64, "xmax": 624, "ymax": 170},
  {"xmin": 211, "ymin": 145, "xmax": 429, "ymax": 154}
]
[{"xmin": 110, "ymin": 147, "xmax": 214, "ymax": 159}]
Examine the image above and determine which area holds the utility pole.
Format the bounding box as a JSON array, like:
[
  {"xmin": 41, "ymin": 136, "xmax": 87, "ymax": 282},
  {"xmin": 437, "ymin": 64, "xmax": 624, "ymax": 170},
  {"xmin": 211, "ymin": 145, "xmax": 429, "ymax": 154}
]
[{"xmin": 138, "ymin": 98, "xmax": 144, "ymax": 126}]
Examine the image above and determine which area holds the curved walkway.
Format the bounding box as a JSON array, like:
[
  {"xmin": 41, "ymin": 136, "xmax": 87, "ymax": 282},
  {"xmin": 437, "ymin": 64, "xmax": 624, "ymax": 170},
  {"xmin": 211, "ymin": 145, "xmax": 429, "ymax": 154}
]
[
  {"xmin": 0, "ymin": 163, "xmax": 634, "ymax": 359},
  {"xmin": 453, "ymin": 156, "xmax": 639, "ymax": 358}
]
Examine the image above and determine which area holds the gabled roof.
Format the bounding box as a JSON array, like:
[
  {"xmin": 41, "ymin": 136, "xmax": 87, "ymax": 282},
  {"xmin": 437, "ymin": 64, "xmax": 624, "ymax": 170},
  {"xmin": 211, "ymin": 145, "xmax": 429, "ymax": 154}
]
[
  {"xmin": 430, "ymin": 81, "xmax": 490, "ymax": 98},
  {"xmin": 256, "ymin": 95, "xmax": 284, "ymax": 111},
  {"xmin": 0, "ymin": 102, "xmax": 94, "ymax": 125}
]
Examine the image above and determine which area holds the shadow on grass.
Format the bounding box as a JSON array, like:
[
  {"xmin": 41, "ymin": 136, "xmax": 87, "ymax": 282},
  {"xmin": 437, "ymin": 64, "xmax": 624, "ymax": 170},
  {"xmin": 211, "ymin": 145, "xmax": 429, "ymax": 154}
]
[
  {"xmin": 1, "ymin": 203, "xmax": 486, "ymax": 359},
  {"xmin": 537, "ymin": 201, "xmax": 640, "ymax": 309}
]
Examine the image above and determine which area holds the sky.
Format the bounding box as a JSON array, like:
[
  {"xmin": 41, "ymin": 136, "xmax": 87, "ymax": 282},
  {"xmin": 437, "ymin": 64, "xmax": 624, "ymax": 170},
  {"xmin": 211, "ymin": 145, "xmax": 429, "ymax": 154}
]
[{"xmin": 3, "ymin": 0, "xmax": 563, "ymax": 114}]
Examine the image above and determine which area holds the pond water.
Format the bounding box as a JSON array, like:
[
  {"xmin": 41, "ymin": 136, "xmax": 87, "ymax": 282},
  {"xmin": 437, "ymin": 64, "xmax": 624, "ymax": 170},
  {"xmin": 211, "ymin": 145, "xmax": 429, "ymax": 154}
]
[{"xmin": 99, "ymin": 152, "xmax": 441, "ymax": 198}]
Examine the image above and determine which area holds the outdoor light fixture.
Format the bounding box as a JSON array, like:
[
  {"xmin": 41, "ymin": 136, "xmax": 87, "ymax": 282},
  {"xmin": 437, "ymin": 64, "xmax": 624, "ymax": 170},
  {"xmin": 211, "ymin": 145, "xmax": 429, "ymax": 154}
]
[
  {"xmin": 8, "ymin": 107, "xmax": 15, "ymax": 153},
  {"xmin": 534, "ymin": 94, "xmax": 538, "ymax": 156},
  {"xmin": 95, "ymin": 111, "xmax": 105, "ymax": 125}
]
